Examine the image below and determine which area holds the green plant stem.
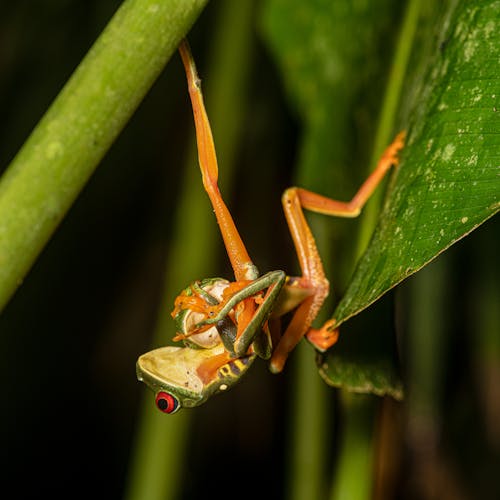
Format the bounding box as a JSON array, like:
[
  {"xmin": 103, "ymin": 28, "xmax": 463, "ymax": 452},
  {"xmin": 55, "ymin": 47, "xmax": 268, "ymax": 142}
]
[
  {"xmin": 288, "ymin": 341, "xmax": 330, "ymax": 500},
  {"xmin": 355, "ymin": 0, "xmax": 422, "ymax": 260},
  {"xmin": 124, "ymin": 1, "xmax": 256, "ymax": 499},
  {"xmin": 329, "ymin": 2, "xmax": 422, "ymax": 498},
  {"xmin": 287, "ymin": 209, "xmax": 335, "ymax": 499},
  {"xmin": 0, "ymin": 0, "xmax": 208, "ymax": 312},
  {"xmin": 406, "ymin": 257, "xmax": 448, "ymax": 458},
  {"xmin": 409, "ymin": 260, "xmax": 447, "ymax": 412},
  {"xmin": 473, "ymin": 238, "xmax": 500, "ymax": 447},
  {"xmin": 330, "ymin": 394, "xmax": 377, "ymax": 500}
]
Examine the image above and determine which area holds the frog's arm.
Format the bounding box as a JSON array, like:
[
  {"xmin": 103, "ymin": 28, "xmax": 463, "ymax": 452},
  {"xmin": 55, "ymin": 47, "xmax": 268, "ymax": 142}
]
[{"xmin": 196, "ymin": 270, "xmax": 287, "ymax": 357}]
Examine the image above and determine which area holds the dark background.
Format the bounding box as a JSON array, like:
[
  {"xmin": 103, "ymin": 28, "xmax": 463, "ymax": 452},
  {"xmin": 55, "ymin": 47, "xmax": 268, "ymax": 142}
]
[{"xmin": 1, "ymin": 2, "xmax": 499, "ymax": 499}]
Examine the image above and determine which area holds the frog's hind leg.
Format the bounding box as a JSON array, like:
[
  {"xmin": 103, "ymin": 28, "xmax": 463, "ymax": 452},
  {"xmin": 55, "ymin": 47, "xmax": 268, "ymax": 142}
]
[
  {"xmin": 269, "ymin": 188, "xmax": 333, "ymax": 374},
  {"xmin": 270, "ymin": 132, "xmax": 405, "ymax": 373},
  {"xmin": 178, "ymin": 40, "xmax": 256, "ymax": 283}
]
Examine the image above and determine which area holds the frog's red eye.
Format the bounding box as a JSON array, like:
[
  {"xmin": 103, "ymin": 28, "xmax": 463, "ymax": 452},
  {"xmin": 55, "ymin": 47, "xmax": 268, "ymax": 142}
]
[{"xmin": 155, "ymin": 391, "xmax": 180, "ymax": 414}]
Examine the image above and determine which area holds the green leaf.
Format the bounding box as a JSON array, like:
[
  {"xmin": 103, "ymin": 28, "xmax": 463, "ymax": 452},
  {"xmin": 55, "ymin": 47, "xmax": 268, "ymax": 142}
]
[
  {"xmin": 320, "ymin": 0, "xmax": 500, "ymax": 395},
  {"xmin": 263, "ymin": 0, "xmax": 499, "ymax": 398},
  {"xmin": 333, "ymin": 0, "xmax": 500, "ymax": 327}
]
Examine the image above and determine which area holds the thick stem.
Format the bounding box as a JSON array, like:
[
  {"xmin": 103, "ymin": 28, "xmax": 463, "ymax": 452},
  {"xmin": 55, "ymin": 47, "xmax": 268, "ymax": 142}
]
[{"xmin": 0, "ymin": 0, "xmax": 208, "ymax": 311}]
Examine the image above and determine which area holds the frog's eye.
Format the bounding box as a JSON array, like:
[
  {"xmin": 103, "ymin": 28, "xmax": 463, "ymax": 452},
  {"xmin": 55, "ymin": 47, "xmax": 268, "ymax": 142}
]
[{"xmin": 155, "ymin": 391, "xmax": 180, "ymax": 414}]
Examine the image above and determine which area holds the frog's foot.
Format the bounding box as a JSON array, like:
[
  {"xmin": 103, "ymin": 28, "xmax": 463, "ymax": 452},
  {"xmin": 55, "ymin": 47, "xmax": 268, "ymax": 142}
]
[
  {"xmin": 306, "ymin": 319, "xmax": 339, "ymax": 352},
  {"xmin": 382, "ymin": 130, "xmax": 406, "ymax": 167},
  {"xmin": 200, "ymin": 281, "xmax": 258, "ymax": 324}
]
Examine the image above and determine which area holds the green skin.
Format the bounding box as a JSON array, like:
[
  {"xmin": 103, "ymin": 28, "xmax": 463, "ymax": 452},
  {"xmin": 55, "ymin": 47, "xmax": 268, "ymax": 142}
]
[
  {"xmin": 136, "ymin": 344, "xmax": 256, "ymax": 411},
  {"xmin": 136, "ymin": 270, "xmax": 309, "ymax": 412}
]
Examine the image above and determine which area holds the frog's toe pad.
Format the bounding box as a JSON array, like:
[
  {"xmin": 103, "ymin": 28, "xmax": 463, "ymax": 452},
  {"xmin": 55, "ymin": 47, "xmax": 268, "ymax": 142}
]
[{"xmin": 306, "ymin": 319, "xmax": 339, "ymax": 352}]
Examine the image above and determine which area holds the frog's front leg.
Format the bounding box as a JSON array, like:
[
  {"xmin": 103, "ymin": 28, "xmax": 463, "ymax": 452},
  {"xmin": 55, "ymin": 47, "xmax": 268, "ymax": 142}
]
[{"xmin": 196, "ymin": 270, "xmax": 287, "ymax": 358}]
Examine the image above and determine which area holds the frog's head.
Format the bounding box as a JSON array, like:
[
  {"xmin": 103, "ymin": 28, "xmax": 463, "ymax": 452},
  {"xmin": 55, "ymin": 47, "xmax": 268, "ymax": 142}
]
[
  {"xmin": 136, "ymin": 344, "xmax": 255, "ymax": 413},
  {"xmin": 171, "ymin": 278, "xmax": 231, "ymax": 349}
]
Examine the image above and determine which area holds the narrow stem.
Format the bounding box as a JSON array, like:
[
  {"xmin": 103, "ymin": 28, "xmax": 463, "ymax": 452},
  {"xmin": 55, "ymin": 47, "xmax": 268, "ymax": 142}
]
[
  {"xmin": 472, "ymin": 227, "xmax": 500, "ymax": 447},
  {"xmin": 0, "ymin": 0, "xmax": 208, "ymax": 312},
  {"xmin": 288, "ymin": 342, "xmax": 330, "ymax": 500},
  {"xmin": 329, "ymin": 394, "xmax": 377, "ymax": 500},
  {"xmin": 355, "ymin": 0, "xmax": 422, "ymax": 259},
  {"xmin": 331, "ymin": 1, "xmax": 422, "ymax": 498},
  {"xmin": 124, "ymin": 1, "xmax": 256, "ymax": 499}
]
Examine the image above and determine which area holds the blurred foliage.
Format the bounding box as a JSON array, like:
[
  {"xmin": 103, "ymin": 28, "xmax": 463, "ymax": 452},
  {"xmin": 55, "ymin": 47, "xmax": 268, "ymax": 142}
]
[{"xmin": 0, "ymin": 1, "xmax": 499, "ymax": 500}]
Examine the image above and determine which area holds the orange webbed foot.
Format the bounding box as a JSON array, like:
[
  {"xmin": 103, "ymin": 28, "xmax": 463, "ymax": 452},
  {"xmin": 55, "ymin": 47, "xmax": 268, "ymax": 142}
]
[
  {"xmin": 306, "ymin": 319, "xmax": 339, "ymax": 352},
  {"xmin": 384, "ymin": 130, "xmax": 406, "ymax": 166}
]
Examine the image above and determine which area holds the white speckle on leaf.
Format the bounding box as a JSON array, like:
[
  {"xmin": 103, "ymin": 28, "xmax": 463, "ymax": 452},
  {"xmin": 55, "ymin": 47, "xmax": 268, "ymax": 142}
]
[
  {"xmin": 471, "ymin": 86, "xmax": 482, "ymax": 102},
  {"xmin": 461, "ymin": 217, "xmax": 469, "ymax": 224},
  {"xmin": 463, "ymin": 40, "xmax": 477, "ymax": 62},
  {"xmin": 468, "ymin": 154, "xmax": 478, "ymax": 166},
  {"xmin": 432, "ymin": 148, "xmax": 442, "ymax": 162},
  {"xmin": 484, "ymin": 20, "xmax": 495, "ymax": 38},
  {"xmin": 442, "ymin": 143, "xmax": 456, "ymax": 161}
]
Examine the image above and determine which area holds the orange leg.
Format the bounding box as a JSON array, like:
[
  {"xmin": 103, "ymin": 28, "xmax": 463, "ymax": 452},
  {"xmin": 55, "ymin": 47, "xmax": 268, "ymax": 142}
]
[
  {"xmin": 179, "ymin": 40, "xmax": 259, "ymax": 349},
  {"xmin": 179, "ymin": 41, "xmax": 257, "ymax": 283},
  {"xmin": 269, "ymin": 132, "xmax": 405, "ymax": 373},
  {"xmin": 180, "ymin": 39, "xmax": 405, "ymax": 373}
]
